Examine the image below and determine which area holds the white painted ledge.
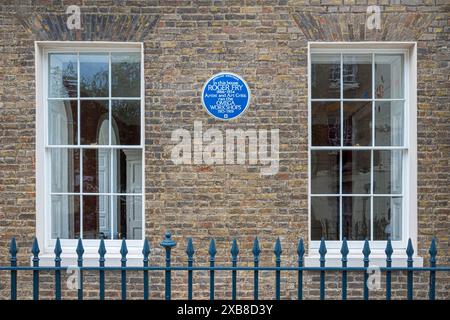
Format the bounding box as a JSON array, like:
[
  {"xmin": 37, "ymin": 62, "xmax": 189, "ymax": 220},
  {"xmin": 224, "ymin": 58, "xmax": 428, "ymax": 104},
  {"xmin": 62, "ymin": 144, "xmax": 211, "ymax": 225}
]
[{"xmin": 305, "ymin": 252, "xmax": 423, "ymax": 268}]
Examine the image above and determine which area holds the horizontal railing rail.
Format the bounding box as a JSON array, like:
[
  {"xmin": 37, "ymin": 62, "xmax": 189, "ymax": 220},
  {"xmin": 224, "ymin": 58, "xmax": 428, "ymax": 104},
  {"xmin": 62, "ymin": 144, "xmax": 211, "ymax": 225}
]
[{"xmin": 2, "ymin": 232, "xmax": 447, "ymax": 300}]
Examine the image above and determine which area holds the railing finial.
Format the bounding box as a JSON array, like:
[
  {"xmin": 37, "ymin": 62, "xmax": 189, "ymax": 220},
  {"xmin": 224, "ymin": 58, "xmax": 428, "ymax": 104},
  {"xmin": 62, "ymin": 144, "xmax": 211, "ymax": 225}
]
[
  {"xmin": 274, "ymin": 237, "xmax": 282, "ymax": 259},
  {"xmin": 186, "ymin": 238, "xmax": 195, "ymax": 259},
  {"xmin": 9, "ymin": 238, "xmax": 17, "ymax": 259},
  {"xmin": 252, "ymin": 237, "xmax": 261, "ymax": 259},
  {"xmin": 340, "ymin": 238, "xmax": 349, "ymax": 262}
]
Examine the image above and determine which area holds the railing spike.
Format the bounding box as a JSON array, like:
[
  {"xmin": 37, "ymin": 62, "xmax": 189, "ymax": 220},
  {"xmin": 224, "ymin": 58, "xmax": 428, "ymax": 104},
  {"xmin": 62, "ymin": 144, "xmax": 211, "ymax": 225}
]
[
  {"xmin": 274, "ymin": 237, "xmax": 282, "ymax": 257},
  {"xmin": 406, "ymin": 238, "xmax": 414, "ymax": 258},
  {"xmin": 9, "ymin": 238, "xmax": 17, "ymax": 257},
  {"xmin": 76, "ymin": 238, "xmax": 84, "ymax": 258},
  {"xmin": 362, "ymin": 238, "xmax": 371, "ymax": 260},
  {"xmin": 252, "ymin": 237, "xmax": 261, "ymax": 258},
  {"xmin": 54, "ymin": 238, "xmax": 62, "ymax": 258},
  {"xmin": 319, "ymin": 237, "xmax": 327, "ymax": 259},
  {"xmin": 31, "ymin": 237, "xmax": 40, "ymax": 257},
  {"xmin": 385, "ymin": 238, "xmax": 393, "ymax": 258},
  {"xmin": 429, "ymin": 237, "xmax": 437, "ymax": 263},
  {"xmin": 231, "ymin": 238, "xmax": 239, "ymax": 258},
  {"xmin": 142, "ymin": 238, "xmax": 151, "ymax": 260},
  {"xmin": 186, "ymin": 238, "xmax": 195, "ymax": 258},
  {"xmin": 98, "ymin": 238, "xmax": 106, "ymax": 258},
  {"xmin": 297, "ymin": 239, "xmax": 305, "ymax": 259},
  {"xmin": 340, "ymin": 238, "xmax": 349, "ymax": 260},
  {"xmin": 120, "ymin": 238, "xmax": 128, "ymax": 259},
  {"xmin": 209, "ymin": 239, "xmax": 217, "ymax": 258}
]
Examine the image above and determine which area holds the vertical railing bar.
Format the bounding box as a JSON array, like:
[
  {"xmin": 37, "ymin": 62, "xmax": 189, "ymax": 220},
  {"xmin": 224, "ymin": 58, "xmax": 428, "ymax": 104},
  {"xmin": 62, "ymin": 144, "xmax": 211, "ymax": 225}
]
[
  {"xmin": 385, "ymin": 238, "xmax": 393, "ymax": 301},
  {"xmin": 406, "ymin": 239, "xmax": 414, "ymax": 300},
  {"xmin": 341, "ymin": 238, "xmax": 349, "ymax": 300},
  {"xmin": 98, "ymin": 239, "xmax": 106, "ymax": 300},
  {"xmin": 32, "ymin": 238, "xmax": 40, "ymax": 301},
  {"xmin": 186, "ymin": 238, "xmax": 194, "ymax": 300},
  {"xmin": 142, "ymin": 239, "xmax": 150, "ymax": 301},
  {"xmin": 231, "ymin": 239, "xmax": 239, "ymax": 301},
  {"xmin": 120, "ymin": 238, "xmax": 128, "ymax": 301},
  {"xmin": 161, "ymin": 232, "xmax": 176, "ymax": 300},
  {"xmin": 297, "ymin": 239, "xmax": 305, "ymax": 301},
  {"xmin": 76, "ymin": 238, "xmax": 84, "ymax": 300},
  {"xmin": 428, "ymin": 238, "xmax": 437, "ymax": 300},
  {"xmin": 319, "ymin": 238, "xmax": 327, "ymax": 300},
  {"xmin": 274, "ymin": 238, "xmax": 282, "ymax": 300},
  {"xmin": 9, "ymin": 238, "xmax": 17, "ymax": 300},
  {"xmin": 363, "ymin": 239, "xmax": 371, "ymax": 300},
  {"xmin": 209, "ymin": 239, "xmax": 216, "ymax": 301},
  {"xmin": 54, "ymin": 238, "xmax": 62, "ymax": 300},
  {"xmin": 253, "ymin": 238, "xmax": 261, "ymax": 300}
]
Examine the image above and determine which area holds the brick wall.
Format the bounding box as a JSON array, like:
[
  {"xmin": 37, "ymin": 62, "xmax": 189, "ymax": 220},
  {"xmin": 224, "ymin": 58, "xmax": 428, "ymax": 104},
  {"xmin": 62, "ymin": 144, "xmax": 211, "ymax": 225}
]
[{"xmin": 0, "ymin": 0, "xmax": 448, "ymax": 299}]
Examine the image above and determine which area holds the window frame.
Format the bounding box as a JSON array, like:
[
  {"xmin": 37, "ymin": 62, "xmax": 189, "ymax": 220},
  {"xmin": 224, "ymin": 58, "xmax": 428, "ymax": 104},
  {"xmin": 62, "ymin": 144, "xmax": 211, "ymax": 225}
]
[
  {"xmin": 36, "ymin": 42, "xmax": 145, "ymax": 263},
  {"xmin": 307, "ymin": 42, "xmax": 418, "ymax": 260}
]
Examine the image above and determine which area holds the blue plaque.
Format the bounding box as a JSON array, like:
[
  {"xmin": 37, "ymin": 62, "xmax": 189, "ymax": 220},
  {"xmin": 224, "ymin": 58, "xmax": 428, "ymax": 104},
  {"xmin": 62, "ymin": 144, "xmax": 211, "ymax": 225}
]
[{"xmin": 201, "ymin": 72, "xmax": 251, "ymax": 120}]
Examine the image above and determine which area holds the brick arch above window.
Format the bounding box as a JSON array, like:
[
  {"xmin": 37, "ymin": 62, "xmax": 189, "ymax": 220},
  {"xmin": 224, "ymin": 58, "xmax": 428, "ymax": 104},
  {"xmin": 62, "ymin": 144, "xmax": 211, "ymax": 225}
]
[
  {"xmin": 292, "ymin": 12, "xmax": 437, "ymax": 42},
  {"xmin": 15, "ymin": 13, "xmax": 160, "ymax": 41}
]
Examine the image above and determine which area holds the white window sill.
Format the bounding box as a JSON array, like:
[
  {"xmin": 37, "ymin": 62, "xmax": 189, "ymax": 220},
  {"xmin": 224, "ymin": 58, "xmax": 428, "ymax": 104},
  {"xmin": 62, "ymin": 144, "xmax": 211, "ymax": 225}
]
[{"xmin": 305, "ymin": 251, "xmax": 423, "ymax": 267}]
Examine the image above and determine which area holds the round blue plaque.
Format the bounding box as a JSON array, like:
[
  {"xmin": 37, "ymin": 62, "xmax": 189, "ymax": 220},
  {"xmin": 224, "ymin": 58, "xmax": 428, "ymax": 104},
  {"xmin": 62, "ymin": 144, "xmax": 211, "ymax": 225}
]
[{"xmin": 201, "ymin": 72, "xmax": 251, "ymax": 120}]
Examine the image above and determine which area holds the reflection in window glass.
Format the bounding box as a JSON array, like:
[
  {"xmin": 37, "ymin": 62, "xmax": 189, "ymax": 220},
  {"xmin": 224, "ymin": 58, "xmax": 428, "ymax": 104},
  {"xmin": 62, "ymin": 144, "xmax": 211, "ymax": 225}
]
[
  {"xmin": 83, "ymin": 195, "xmax": 110, "ymax": 239},
  {"xmin": 311, "ymin": 101, "xmax": 340, "ymax": 146},
  {"xmin": 112, "ymin": 100, "xmax": 141, "ymax": 145},
  {"xmin": 373, "ymin": 197, "xmax": 402, "ymax": 240},
  {"xmin": 342, "ymin": 197, "xmax": 370, "ymax": 240},
  {"xmin": 49, "ymin": 54, "xmax": 77, "ymax": 98},
  {"xmin": 375, "ymin": 55, "xmax": 404, "ymax": 99},
  {"xmin": 47, "ymin": 50, "xmax": 143, "ymax": 240},
  {"xmin": 51, "ymin": 195, "xmax": 80, "ymax": 239},
  {"xmin": 311, "ymin": 197, "xmax": 340, "ymax": 240},
  {"xmin": 80, "ymin": 54, "xmax": 109, "ymax": 97},
  {"xmin": 311, "ymin": 150, "xmax": 340, "ymax": 194},
  {"xmin": 343, "ymin": 101, "xmax": 372, "ymax": 146},
  {"xmin": 48, "ymin": 100, "xmax": 78, "ymax": 145},
  {"xmin": 112, "ymin": 53, "xmax": 140, "ymax": 97},
  {"xmin": 80, "ymin": 100, "xmax": 109, "ymax": 145},
  {"xmin": 342, "ymin": 150, "xmax": 371, "ymax": 194},
  {"xmin": 374, "ymin": 150, "xmax": 403, "ymax": 194},
  {"xmin": 51, "ymin": 148, "xmax": 80, "ymax": 193},
  {"xmin": 311, "ymin": 54, "xmax": 340, "ymax": 99},
  {"xmin": 113, "ymin": 196, "xmax": 142, "ymax": 240},
  {"xmin": 375, "ymin": 101, "xmax": 404, "ymax": 146},
  {"xmin": 343, "ymin": 54, "xmax": 372, "ymax": 99}
]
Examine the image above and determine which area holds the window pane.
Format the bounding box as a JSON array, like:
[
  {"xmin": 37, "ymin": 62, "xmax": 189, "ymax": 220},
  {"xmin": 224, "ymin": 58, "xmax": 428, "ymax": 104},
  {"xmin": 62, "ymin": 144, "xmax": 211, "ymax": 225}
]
[
  {"xmin": 342, "ymin": 196, "xmax": 370, "ymax": 240},
  {"xmin": 311, "ymin": 150, "xmax": 339, "ymax": 194},
  {"xmin": 343, "ymin": 54, "xmax": 372, "ymax": 99},
  {"xmin": 112, "ymin": 100, "xmax": 141, "ymax": 145},
  {"xmin": 342, "ymin": 150, "xmax": 370, "ymax": 194},
  {"xmin": 343, "ymin": 101, "xmax": 372, "ymax": 146},
  {"xmin": 311, "ymin": 54, "xmax": 340, "ymax": 99},
  {"xmin": 83, "ymin": 149, "xmax": 110, "ymax": 193},
  {"xmin": 375, "ymin": 101, "xmax": 404, "ymax": 146},
  {"xmin": 373, "ymin": 196, "xmax": 402, "ymax": 240},
  {"xmin": 80, "ymin": 100, "xmax": 109, "ymax": 145},
  {"xmin": 51, "ymin": 195, "xmax": 80, "ymax": 239},
  {"xmin": 311, "ymin": 197, "xmax": 339, "ymax": 240},
  {"xmin": 374, "ymin": 150, "xmax": 402, "ymax": 194},
  {"xmin": 83, "ymin": 195, "xmax": 110, "ymax": 239},
  {"xmin": 113, "ymin": 196, "xmax": 142, "ymax": 240},
  {"xmin": 111, "ymin": 149, "xmax": 142, "ymax": 194},
  {"xmin": 111, "ymin": 53, "xmax": 140, "ymax": 97},
  {"xmin": 80, "ymin": 54, "xmax": 109, "ymax": 97},
  {"xmin": 49, "ymin": 54, "xmax": 77, "ymax": 98},
  {"xmin": 312, "ymin": 101, "xmax": 340, "ymax": 146},
  {"xmin": 375, "ymin": 54, "xmax": 404, "ymax": 99},
  {"xmin": 48, "ymin": 100, "xmax": 78, "ymax": 145},
  {"xmin": 51, "ymin": 148, "xmax": 80, "ymax": 193}
]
